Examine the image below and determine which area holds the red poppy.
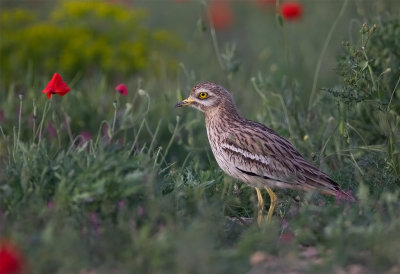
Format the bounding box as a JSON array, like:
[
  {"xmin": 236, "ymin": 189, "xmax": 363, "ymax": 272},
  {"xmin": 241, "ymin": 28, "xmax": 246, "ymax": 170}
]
[
  {"xmin": 209, "ymin": 0, "xmax": 233, "ymax": 30},
  {"xmin": 115, "ymin": 83, "xmax": 128, "ymax": 96},
  {"xmin": 42, "ymin": 73, "xmax": 70, "ymax": 99},
  {"xmin": 0, "ymin": 242, "xmax": 25, "ymax": 274},
  {"xmin": 281, "ymin": 2, "xmax": 303, "ymax": 21}
]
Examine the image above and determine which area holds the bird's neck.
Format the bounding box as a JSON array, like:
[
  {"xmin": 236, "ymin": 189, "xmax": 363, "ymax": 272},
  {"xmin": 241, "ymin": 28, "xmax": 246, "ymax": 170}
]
[{"xmin": 204, "ymin": 105, "xmax": 242, "ymax": 128}]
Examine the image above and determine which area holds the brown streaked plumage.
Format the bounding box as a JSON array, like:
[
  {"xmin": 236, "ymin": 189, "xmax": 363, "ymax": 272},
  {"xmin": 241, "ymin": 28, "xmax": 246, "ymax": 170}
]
[{"xmin": 175, "ymin": 82, "xmax": 353, "ymax": 224}]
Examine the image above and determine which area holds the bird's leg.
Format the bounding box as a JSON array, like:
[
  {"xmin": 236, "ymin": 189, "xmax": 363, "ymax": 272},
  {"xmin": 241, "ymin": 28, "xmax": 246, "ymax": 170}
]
[
  {"xmin": 265, "ymin": 187, "xmax": 277, "ymax": 222},
  {"xmin": 255, "ymin": 187, "xmax": 264, "ymax": 225}
]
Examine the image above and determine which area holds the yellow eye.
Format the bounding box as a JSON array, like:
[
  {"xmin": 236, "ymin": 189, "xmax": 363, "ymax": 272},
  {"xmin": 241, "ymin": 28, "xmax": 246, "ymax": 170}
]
[{"xmin": 198, "ymin": 92, "xmax": 209, "ymax": 99}]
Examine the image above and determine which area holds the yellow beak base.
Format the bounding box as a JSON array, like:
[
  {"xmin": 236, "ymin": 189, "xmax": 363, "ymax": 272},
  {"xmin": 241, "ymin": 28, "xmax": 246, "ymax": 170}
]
[{"xmin": 174, "ymin": 97, "xmax": 195, "ymax": 108}]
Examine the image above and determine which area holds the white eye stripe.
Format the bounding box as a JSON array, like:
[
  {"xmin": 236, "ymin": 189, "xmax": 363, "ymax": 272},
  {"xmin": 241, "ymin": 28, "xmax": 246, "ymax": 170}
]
[{"xmin": 196, "ymin": 88, "xmax": 210, "ymax": 94}]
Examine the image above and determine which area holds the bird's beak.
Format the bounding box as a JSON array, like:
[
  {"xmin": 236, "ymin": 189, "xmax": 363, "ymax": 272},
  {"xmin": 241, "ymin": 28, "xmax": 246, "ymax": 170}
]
[{"xmin": 174, "ymin": 97, "xmax": 195, "ymax": 108}]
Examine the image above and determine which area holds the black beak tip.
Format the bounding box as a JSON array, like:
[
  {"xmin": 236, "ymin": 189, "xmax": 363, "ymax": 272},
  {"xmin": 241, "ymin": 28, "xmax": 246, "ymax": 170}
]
[{"xmin": 174, "ymin": 102, "xmax": 183, "ymax": 108}]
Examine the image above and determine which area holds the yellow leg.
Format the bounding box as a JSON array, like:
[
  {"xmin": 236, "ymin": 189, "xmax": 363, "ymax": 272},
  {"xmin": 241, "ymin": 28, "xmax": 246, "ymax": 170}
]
[
  {"xmin": 265, "ymin": 187, "xmax": 278, "ymax": 222},
  {"xmin": 255, "ymin": 187, "xmax": 264, "ymax": 225}
]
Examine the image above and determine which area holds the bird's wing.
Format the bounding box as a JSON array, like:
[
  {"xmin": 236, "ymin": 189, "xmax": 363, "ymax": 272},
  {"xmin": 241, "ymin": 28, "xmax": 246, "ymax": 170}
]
[{"xmin": 222, "ymin": 120, "xmax": 340, "ymax": 195}]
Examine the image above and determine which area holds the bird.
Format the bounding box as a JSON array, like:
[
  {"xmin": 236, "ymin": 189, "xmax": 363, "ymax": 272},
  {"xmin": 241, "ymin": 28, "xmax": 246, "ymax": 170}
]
[{"xmin": 175, "ymin": 82, "xmax": 353, "ymax": 224}]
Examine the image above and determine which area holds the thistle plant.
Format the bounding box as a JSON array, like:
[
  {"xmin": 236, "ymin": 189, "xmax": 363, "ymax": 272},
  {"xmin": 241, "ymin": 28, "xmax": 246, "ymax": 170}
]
[{"xmin": 326, "ymin": 20, "xmax": 400, "ymax": 177}]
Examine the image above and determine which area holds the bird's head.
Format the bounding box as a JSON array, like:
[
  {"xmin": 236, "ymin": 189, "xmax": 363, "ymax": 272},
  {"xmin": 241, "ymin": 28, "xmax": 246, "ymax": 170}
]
[{"xmin": 175, "ymin": 82, "xmax": 236, "ymax": 115}]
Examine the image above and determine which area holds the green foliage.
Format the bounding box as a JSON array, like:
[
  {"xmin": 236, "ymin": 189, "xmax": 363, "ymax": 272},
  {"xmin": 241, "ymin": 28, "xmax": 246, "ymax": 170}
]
[
  {"xmin": 2, "ymin": 135, "xmax": 400, "ymax": 273},
  {"xmin": 327, "ymin": 19, "xmax": 400, "ymax": 108},
  {"xmin": 0, "ymin": 1, "xmax": 182, "ymax": 82},
  {"xmin": 324, "ymin": 20, "xmax": 400, "ymax": 179},
  {"xmin": 1, "ymin": 1, "xmax": 400, "ymax": 273}
]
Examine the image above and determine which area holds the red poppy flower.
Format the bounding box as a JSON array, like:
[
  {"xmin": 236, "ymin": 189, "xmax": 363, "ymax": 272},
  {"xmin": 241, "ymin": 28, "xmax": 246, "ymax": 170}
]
[
  {"xmin": 42, "ymin": 73, "xmax": 70, "ymax": 99},
  {"xmin": 281, "ymin": 2, "xmax": 303, "ymax": 21},
  {"xmin": 209, "ymin": 0, "xmax": 233, "ymax": 30},
  {"xmin": 115, "ymin": 83, "xmax": 128, "ymax": 96},
  {"xmin": 0, "ymin": 242, "xmax": 25, "ymax": 274}
]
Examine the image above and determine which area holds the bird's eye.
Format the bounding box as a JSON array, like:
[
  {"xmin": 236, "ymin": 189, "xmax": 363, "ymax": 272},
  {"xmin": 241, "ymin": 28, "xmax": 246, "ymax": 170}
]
[{"xmin": 198, "ymin": 92, "xmax": 209, "ymax": 99}]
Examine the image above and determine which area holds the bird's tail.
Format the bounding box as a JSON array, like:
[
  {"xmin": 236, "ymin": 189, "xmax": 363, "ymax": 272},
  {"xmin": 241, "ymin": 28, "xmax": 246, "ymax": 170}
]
[
  {"xmin": 304, "ymin": 171, "xmax": 356, "ymax": 202},
  {"xmin": 334, "ymin": 188, "xmax": 356, "ymax": 203},
  {"xmin": 321, "ymin": 177, "xmax": 356, "ymax": 202}
]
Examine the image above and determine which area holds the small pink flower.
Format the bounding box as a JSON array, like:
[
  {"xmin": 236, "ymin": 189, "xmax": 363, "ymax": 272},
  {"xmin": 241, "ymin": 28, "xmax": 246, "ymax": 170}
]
[
  {"xmin": 74, "ymin": 131, "xmax": 92, "ymax": 147},
  {"xmin": 80, "ymin": 131, "xmax": 92, "ymax": 142},
  {"xmin": 115, "ymin": 84, "xmax": 128, "ymax": 96}
]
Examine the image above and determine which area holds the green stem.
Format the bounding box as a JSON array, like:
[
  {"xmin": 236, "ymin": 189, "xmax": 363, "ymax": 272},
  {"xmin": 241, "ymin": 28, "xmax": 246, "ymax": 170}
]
[
  {"xmin": 161, "ymin": 116, "xmax": 180, "ymax": 164},
  {"xmin": 251, "ymin": 77, "xmax": 276, "ymax": 128},
  {"xmin": 361, "ymin": 48, "xmax": 377, "ymax": 92},
  {"xmin": 388, "ymin": 130, "xmax": 398, "ymax": 175},
  {"xmin": 275, "ymin": 0, "xmax": 291, "ymax": 76},
  {"xmin": 279, "ymin": 19, "xmax": 291, "ymax": 79},
  {"xmin": 32, "ymin": 100, "xmax": 37, "ymax": 142},
  {"xmin": 94, "ymin": 120, "xmax": 109, "ymax": 148},
  {"xmin": 16, "ymin": 94, "xmax": 23, "ymax": 151},
  {"xmin": 387, "ymin": 73, "xmax": 400, "ymax": 111},
  {"xmin": 201, "ymin": 0, "xmax": 224, "ymax": 70},
  {"xmin": 307, "ymin": 0, "xmax": 349, "ymax": 117},
  {"xmin": 37, "ymin": 98, "xmax": 51, "ymax": 147},
  {"xmin": 64, "ymin": 113, "xmax": 74, "ymax": 144},
  {"xmin": 0, "ymin": 126, "xmax": 5, "ymax": 140},
  {"xmin": 283, "ymin": 27, "xmax": 291, "ymax": 78},
  {"xmin": 111, "ymin": 100, "xmax": 117, "ymax": 138},
  {"xmin": 128, "ymin": 119, "xmax": 145, "ymax": 156},
  {"xmin": 148, "ymin": 119, "xmax": 161, "ymax": 154}
]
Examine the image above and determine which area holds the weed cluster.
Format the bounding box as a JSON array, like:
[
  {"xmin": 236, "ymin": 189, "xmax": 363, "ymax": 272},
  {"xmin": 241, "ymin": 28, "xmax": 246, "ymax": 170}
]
[{"xmin": 325, "ymin": 20, "xmax": 399, "ymax": 182}]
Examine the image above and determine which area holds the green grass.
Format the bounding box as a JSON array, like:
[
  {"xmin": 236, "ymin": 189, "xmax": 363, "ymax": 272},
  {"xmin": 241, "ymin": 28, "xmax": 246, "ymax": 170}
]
[{"xmin": 0, "ymin": 0, "xmax": 400, "ymax": 273}]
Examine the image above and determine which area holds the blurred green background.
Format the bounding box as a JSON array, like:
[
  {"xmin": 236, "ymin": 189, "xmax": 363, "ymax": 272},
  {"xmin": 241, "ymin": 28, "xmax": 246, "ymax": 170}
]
[{"xmin": 0, "ymin": 0, "xmax": 400, "ymax": 273}]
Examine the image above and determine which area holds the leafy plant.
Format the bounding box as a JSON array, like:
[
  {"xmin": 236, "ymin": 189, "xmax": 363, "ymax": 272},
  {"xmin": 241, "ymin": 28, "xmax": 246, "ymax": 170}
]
[
  {"xmin": 325, "ymin": 19, "xmax": 400, "ymax": 179},
  {"xmin": 326, "ymin": 19, "xmax": 399, "ymax": 108},
  {"xmin": 0, "ymin": 0, "xmax": 182, "ymax": 83}
]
